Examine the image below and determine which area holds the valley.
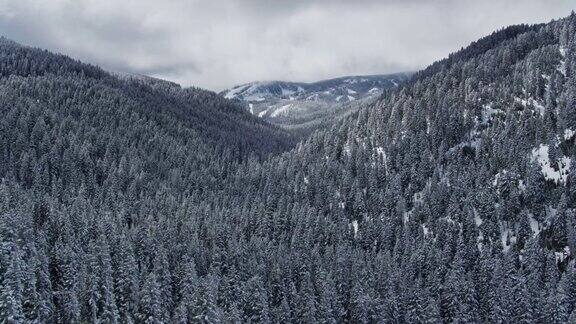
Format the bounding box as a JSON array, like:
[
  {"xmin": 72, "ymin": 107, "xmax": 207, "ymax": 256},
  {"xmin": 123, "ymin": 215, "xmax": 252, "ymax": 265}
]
[{"xmin": 1, "ymin": 9, "xmax": 575, "ymax": 324}]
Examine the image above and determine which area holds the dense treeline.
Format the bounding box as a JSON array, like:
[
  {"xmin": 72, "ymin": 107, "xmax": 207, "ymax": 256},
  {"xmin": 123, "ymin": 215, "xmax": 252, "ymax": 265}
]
[{"xmin": 1, "ymin": 14, "xmax": 576, "ymax": 323}]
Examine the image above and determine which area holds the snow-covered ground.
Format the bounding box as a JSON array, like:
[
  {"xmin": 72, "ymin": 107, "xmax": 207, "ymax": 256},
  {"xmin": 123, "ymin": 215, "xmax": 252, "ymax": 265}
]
[
  {"xmin": 270, "ymin": 104, "xmax": 292, "ymax": 117},
  {"xmin": 531, "ymin": 144, "xmax": 571, "ymax": 184},
  {"xmin": 219, "ymin": 74, "xmax": 411, "ymax": 124},
  {"xmin": 481, "ymin": 103, "xmax": 503, "ymax": 124},
  {"xmin": 514, "ymin": 96, "xmax": 545, "ymax": 116}
]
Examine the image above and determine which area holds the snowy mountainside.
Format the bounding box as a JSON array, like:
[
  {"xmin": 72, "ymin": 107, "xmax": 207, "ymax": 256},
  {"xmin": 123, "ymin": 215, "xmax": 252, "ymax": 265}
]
[
  {"xmin": 4, "ymin": 13, "xmax": 576, "ymax": 324},
  {"xmin": 220, "ymin": 73, "xmax": 411, "ymax": 129}
]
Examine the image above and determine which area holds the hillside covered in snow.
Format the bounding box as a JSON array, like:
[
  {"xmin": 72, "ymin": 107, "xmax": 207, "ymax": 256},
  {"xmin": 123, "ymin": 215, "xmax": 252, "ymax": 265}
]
[
  {"xmin": 220, "ymin": 73, "xmax": 411, "ymax": 132},
  {"xmin": 2, "ymin": 11, "xmax": 576, "ymax": 324}
]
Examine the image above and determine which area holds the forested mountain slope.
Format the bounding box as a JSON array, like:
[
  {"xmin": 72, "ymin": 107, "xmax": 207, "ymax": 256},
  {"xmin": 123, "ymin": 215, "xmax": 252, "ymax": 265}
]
[
  {"xmin": 231, "ymin": 15, "xmax": 576, "ymax": 322},
  {"xmin": 0, "ymin": 36, "xmax": 294, "ymax": 161},
  {"xmin": 222, "ymin": 14, "xmax": 576, "ymax": 322},
  {"xmin": 2, "ymin": 14, "xmax": 576, "ymax": 324},
  {"xmin": 0, "ymin": 37, "xmax": 294, "ymax": 322}
]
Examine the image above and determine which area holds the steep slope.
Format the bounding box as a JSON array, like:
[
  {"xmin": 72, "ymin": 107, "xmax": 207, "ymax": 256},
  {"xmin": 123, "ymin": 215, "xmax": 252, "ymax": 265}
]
[
  {"xmin": 239, "ymin": 16, "xmax": 576, "ymax": 322},
  {"xmin": 221, "ymin": 73, "xmax": 410, "ymax": 131},
  {"xmin": 0, "ymin": 37, "xmax": 294, "ymax": 161},
  {"xmin": 0, "ymin": 38, "xmax": 295, "ymax": 323},
  {"xmin": 224, "ymin": 15, "xmax": 576, "ymax": 322}
]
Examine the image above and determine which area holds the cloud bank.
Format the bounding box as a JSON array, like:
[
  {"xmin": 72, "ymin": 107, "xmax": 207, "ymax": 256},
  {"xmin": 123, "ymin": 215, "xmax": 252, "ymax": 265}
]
[{"xmin": 0, "ymin": 0, "xmax": 573, "ymax": 90}]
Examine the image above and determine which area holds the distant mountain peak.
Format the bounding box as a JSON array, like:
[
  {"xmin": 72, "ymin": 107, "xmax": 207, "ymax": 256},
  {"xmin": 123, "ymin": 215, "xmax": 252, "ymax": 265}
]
[{"xmin": 220, "ymin": 73, "xmax": 412, "ymax": 133}]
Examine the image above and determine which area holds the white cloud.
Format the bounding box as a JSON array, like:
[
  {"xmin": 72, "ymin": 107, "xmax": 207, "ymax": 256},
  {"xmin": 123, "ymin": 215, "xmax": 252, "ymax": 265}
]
[{"xmin": 0, "ymin": 0, "xmax": 572, "ymax": 90}]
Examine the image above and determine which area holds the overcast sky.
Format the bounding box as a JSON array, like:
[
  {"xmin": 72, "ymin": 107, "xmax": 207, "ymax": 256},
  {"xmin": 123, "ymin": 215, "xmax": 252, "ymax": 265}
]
[{"xmin": 0, "ymin": 0, "xmax": 573, "ymax": 90}]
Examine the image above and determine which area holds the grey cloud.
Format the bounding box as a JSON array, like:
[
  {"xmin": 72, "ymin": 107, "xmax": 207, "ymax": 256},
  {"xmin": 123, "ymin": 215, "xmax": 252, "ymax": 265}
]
[{"xmin": 0, "ymin": 0, "xmax": 573, "ymax": 90}]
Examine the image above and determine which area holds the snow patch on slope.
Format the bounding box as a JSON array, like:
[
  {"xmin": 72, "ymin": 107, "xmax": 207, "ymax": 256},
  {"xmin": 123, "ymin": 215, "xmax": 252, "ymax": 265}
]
[
  {"xmin": 559, "ymin": 46, "xmax": 567, "ymax": 76},
  {"xmin": 564, "ymin": 128, "xmax": 575, "ymax": 141},
  {"xmin": 500, "ymin": 222, "xmax": 516, "ymax": 253},
  {"xmin": 515, "ymin": 97, "xmax": 545, "ymax": 116},
  {"xmin": 531, "ymin": 144, "xmax": 571, "ymax": 184},
  {"xmin": 224, "ymin": 84, "xmax": 250, "ymax": 99},
  {"xmin": 556, "ymin": 246, "xmax": 570, "ymax": 263},
  {"xmin": 270, "ymin": 104, "xmax": 292, "ymax": 117},
  {"xmin": 528, "ymin": 213, "xmax": 541, "ymax": 237},
  {"xmin": 351, "ymin": 220, "xmax": 359, "ymax": 237},
  {"xmin": 374, "ymin": 147, "xmax": 388, "ymax": 172},
  {"xmin": 481, "ymin": 103, "xmax": 504, "ymax": 123}
]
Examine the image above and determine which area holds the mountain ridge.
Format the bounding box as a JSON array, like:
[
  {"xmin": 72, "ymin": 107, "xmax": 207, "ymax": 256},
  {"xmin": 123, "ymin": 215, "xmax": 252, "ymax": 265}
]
[{"xmin": 221, "ymin": 73, "xmax": 411, "ymax": 134}]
